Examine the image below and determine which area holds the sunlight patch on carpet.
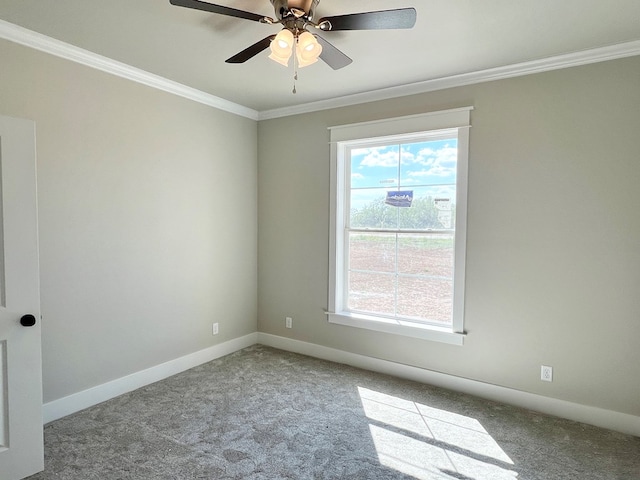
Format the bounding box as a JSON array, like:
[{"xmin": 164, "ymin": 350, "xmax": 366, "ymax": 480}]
[{"xmin": 358, "ymin": 387, "xmax": 517, "ymax": 479}]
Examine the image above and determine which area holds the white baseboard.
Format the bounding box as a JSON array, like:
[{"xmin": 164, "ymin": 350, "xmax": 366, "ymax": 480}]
[
  {"xmin": 44, "ymin": 331, "xmax": 640, "ymax": 437},
  {"xmin": 257, "ymin": 333, "xmax": 640, "ymax": 438},
  {"xmin": 42, "ymin": 333, "xmax": 258, "ymax": 424}
]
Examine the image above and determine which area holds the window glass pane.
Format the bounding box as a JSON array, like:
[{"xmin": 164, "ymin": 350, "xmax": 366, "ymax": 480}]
[
  {"xmin": 350, "ymin": 189, "xmax": 399, "ymax": 229},
  {"xmin": 396, "ymin": 276, "xmax": 453, "ymax": 324},
  {"xmin": 349, "ymin": 232, "xmax": 396, "ymax": 273},
  {"xmin": 400, "ymin": 139, "xmax": 458, "ymax": 187},
  {"xmin": 397, "ymin": 233, "xmax": 454, "ymax": 277},
  {"xmin": 397, "ymin": 186, "xmax": 456, "ymax": 230},
  {"xmin": 348, "ymin": 271, "xmax": 395, "ymax": 316},
  {"xmin": 351, "ymin": 145, "xmax": 399, "ymax": 189}
]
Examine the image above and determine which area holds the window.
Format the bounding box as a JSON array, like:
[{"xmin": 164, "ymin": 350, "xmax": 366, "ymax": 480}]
[{"xmin": 327, "ymin": 108, "xmax": 471, "ymax": 345}]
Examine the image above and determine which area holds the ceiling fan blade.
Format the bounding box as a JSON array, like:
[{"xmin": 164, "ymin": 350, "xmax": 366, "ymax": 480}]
[
  {"xmin": 318, "ymin": 8, "xmax": 416, "ymax": 31},
  {"xmin": 170, "ymin": 0, "xmax": 268, "ymax": 23},
  {"xmin": 315, "ymin": 35, "xmax": 352, "ymax": 70},
  {"xmin": 226, "ymin": 35, "xmax": 276, "ymax": 64}
]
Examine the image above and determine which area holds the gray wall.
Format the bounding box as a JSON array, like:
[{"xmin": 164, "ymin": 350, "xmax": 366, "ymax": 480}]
[
  {"xmin": 258, "ymin": 56, "xmax": 640, "ymax": 416},
  {"xmin": 2, "ymin": 35, "xmax": 639, "ymax": 419},
  {"xmin": 0, "ymin": 39, "xmax": 258, "ymax": 403}
]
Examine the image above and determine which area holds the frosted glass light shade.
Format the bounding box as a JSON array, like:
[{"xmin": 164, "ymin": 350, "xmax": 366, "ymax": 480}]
[
  {"xmin": 296, "ymin": 31, "xmax": 322, "ymax": 67},
  {"xmin": 269, "ymin": 29, "xmax": 294, "ymax": 66}
]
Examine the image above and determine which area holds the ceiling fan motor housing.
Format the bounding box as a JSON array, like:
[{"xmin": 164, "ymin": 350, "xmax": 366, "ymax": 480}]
[{"xmin": 271, "ymin": 0, "xmax": 320, "ymax": 20}]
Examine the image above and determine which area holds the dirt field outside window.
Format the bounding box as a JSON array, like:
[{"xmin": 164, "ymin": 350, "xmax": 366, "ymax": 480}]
[{"xmin": 348, "ymin": 234, "xmax": 454, "ymax": 324}]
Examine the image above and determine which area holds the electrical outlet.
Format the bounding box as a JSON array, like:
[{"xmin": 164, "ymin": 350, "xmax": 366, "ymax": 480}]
[
  {"xmin": 285, "ymin": 317, "xmax": 292, "ymax": 329},
  {"xmin": 212, "ymin": 323, "xmax": 219, "ymax": 335},
  {"xmin": 541, "ymin": 365, "xmax": 553, "ymax": 382}
]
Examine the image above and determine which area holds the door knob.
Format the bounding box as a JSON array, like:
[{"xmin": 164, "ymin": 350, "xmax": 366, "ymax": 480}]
[{"xmin": 20, "ymin": 314, "xmax": 36, "ymax": 327}]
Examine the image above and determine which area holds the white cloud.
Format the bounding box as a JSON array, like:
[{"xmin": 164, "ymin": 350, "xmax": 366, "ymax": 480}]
[
  {"xmin": 359, "ymin": 148, "xmax": 399, "ymax": 168},
  {"xmin": 407, "ymin": 145, "xmax": 457, "ymax": 178},
  {"xmin": 400, "ymin": 178, "xmax": 420, "ymax": 185},
  {"xmin": 400, "ymin": 150, "xmax": 416, "ymax": 164},
  {"xmin": 355, "ymin": 144, "xmax": 457, "ymax": 180},
  {"xmin": 410, "ymin": 148, "xmax": 436, "ymax": 163}
]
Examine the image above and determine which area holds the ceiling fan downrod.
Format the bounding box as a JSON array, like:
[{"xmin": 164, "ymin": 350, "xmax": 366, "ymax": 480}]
[{"xmin": 271, "ymin": 0, "xmax": 320, "ymax": 21}]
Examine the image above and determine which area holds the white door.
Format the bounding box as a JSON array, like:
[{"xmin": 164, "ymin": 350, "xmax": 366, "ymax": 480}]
[{"xmin": 0, "ymin": 115, "xmax": 43, "ymax": 479}]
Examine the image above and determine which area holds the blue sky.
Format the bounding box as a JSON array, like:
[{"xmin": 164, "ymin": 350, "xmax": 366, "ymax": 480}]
[{"xmin": 349, "ymin": 138, "xmax": 458, "ymax": 210}]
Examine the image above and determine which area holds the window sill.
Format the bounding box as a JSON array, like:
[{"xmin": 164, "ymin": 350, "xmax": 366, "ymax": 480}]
[{"xmin": 326, "ymin": 312, "xmax": 466, "ymax": 346}]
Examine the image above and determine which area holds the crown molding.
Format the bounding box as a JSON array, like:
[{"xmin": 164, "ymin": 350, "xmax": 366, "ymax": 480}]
[
  {"xmin": 1, "ymin": 19, "xmax": 638, "ymax": 122},
  {"xmin": 258, "ymin": 39, "xmax": 640, "ymax": 120},
  {"xmin": 0, "ymin": 20, "xmax": 259, "ymax": 121}
]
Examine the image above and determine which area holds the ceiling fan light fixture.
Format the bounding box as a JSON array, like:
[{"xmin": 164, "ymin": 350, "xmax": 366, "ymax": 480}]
[
  {"xmin": 171, "ymin": 0, "xmax": 417, "ymax": 74},
  {"xmin": 268, "ymin": 29, "xmax": 294, "ymax": 66},
  {"xmin": 296, "ymin": 31, "xmax": 322, "ymax": 67}
]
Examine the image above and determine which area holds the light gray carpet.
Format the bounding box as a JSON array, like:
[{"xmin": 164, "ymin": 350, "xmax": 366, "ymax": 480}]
[{"xmin": 27, "ymin": 345, "xmax": 640, "ymax": 479}]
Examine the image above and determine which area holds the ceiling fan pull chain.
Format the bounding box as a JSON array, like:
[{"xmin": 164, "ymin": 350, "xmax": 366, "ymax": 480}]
[{"xmin": 292, "ymin": 42, "xmax": 298, "ymax": 94}]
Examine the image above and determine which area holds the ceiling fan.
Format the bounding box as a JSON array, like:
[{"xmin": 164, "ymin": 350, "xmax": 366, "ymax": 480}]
[{"xmin": 169, "ymin": 0, "xmax": 417, "ymax": 70}]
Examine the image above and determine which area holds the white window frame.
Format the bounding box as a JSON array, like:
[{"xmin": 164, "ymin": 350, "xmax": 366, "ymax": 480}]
[{"xmin": 327, "ymin": 107, "xmax": 472, "ymax": 346}]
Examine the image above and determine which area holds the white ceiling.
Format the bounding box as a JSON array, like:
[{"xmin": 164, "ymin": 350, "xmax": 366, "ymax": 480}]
[{"xmin": 1, "ymin": 0, "xmax": 639, "ymax": 114}]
